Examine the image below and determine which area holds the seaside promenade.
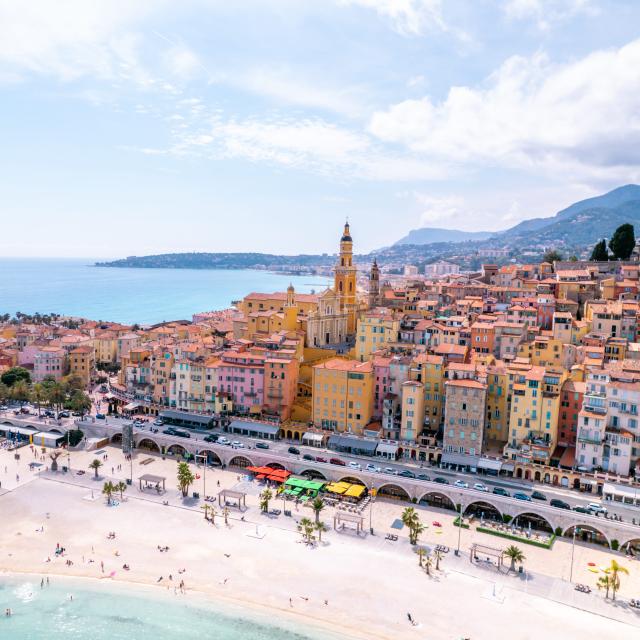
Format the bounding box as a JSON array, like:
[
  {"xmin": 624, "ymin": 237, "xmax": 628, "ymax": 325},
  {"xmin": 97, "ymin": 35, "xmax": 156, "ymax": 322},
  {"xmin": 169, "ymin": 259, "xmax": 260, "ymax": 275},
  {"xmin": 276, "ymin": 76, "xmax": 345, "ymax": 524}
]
[{"xmin": 1, "ymin": 443, "xmax": 640, "ymax": 639}]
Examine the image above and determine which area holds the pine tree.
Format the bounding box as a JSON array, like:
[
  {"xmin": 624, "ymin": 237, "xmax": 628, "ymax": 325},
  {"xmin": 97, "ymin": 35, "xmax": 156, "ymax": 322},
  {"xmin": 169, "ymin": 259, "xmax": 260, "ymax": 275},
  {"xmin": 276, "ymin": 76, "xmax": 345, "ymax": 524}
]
[
  {"xmin": 590, "ymin": 239, "xmax": 609, "ymax": 261},
  {"xmin": 609, "ymin": 224, "xmax": 635, "ymax": 260}
]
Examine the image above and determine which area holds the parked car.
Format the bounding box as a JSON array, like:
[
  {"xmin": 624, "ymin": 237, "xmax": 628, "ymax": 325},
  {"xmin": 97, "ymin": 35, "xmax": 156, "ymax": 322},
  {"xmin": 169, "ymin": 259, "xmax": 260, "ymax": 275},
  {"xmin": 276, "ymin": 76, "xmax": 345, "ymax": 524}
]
[
  {"xmin": 231, "ymin": 440, "xmax": 243, "ymax": 448},
  {"xmin": 330, "ymin": 458, "xmax": 346, "ymax": 466},
  {"xmin": 303, "ymin": 453, "xmax": 315, "ymax": 461},
  {"xmin": 384, "ymin": 467, "xmax": 398, "ymax": 475},
  {"xmin": 96, "ymin": 413, "xmax": 106, "ymax": 420},
  {"xmin": 203, "ymin": 434, "xmax": 218, "ymax": 443},
  {"xmin": 473, "ymin": 482, "xmax": 489, "ymax": 492},
  {"xmin": 71, "ymin": 411, "xmax": 83, "ymax": 417},
  {"xmin": 550, "ymin": 499, "xmax": 571, "ymax": 510},
  {"xmin": 348, "ymin": 461, "xmax": 362, "ymax": 470},
  {"xmin": 217, "ymin": 436, "xmax": 229, "ymax": 445},
  {"xmin": 398, "ymin": 469, "xmax": 416, "ymax": 479},
  {"xmin": 492, "ymin": 487, "xmax": 510, "ymax": 497},
  {"xmin": 454, "ymin": 480, "xmax": 469, "ymax": 489},
  {"xmin": 417, "ymin": 474, "xmax": 431, "ymax": 481},
  {"xmin": 57, "ymin": 411, "xmax": 70, "ymax": 418},
  {"xmin": 433, "ymin": 476, "xmax": 449, "ymax": 485},
  {"xmin": 174, "ymin": 429, "xmax": 191, "ymax": 439},
  {"xmin": 365, "ymin": 463, "xmax": 381, "ymax": 473},
  {"xmin": 288, "ymin": 446, "xmax": 300, "ymax": 455},
  {"xmin": 573, "ymin": 506, "xmax": 590, "ymax": 514},
  {"xmin": 513, "ymin": 492, "xmax": 532, "ymax": 502},
  {"xmin": 315, "ymin": 456, "xmax": 327, "ymax": 463},
  {"xmin": 587, "ymin": 502, "xmax": 607, "ymax": 514},
  {"xmin": 531, "ymin": 491, "xmax": 547, "ymax": 501},
  {"xmin": 153, "ymin": 418, "xmax": 164, "ymax": 426},
  {"xmin": 255, "ymin": 441, "xmax": 270, "ymax": 450},
  {"xmin": 0, "ymin": 405, "xmax": 9, "ymax": 411}
]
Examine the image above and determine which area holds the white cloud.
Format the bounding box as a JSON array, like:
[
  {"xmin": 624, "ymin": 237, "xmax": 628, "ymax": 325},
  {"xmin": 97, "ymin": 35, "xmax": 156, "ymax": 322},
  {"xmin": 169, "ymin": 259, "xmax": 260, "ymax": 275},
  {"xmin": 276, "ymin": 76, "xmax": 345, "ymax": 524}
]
[
  {"xmin": 163, "ymin": 46, "xmax": 201, "ymax": 79},
  {"xmin": 504, "ymin": 0, "xmax": 596, "ymax": 30},
  {"xmin": 368, "ymin": 39, "xmax": 640, "ymax": 182},
  {"xmin": 415, "ymin": 194, "xmax": 465, "ymax": 225}
]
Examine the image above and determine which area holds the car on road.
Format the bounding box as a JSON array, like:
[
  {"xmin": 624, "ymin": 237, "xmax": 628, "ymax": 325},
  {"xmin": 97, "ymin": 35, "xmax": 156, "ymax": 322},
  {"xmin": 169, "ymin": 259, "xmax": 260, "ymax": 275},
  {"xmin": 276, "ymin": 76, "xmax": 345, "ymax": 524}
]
[
  {"xmin": 71, "ymin": 411, "xmax": 84, "ymax": 417},
  {"xmin": 303, "ymin": 453, "xmax": 315, "ymax": 461},
  {"xmin": 573, "ymin": 505, "xmax": 590, "ymax": 514},
  {"xmin": 288, "ymin": 446, "xmax": 300, "ymax": 455},
  {"xmin": 231, "ymin": 440, "xmax": 244, "ymax": 448},
  {"xmin": 365, "ymin": 463, "xmax": 381, "ymax": 473},
  {"xmin": 153, "ymin": 419, "xmax": 164, "ymax": 426},
  {"xmin": 96, "ymin": 413, "xmax": 106, "ymax": 420},
  {"xmin": 57, "ymin": 411, "xmax": 70, "ymax": 418},
  {"xmin": 587, "ymin": 502, "xmax": 607, "ymax": 514},
  {"xmin": 513, "ymin": 492, "xmax": 532, "ymax": 501},
  {"xmin": 174, "ymin": 429, "xmax": 191, "ymax": 439},
  {"xmin": 330, "ymin": 458, "xmax": 346, "ymax": 466},
  {"xmin": 255, "ymin": 442, "xmax": 270, "ymax": 450},
  {"xmin": 398, "ymin": 469, "xmax": 416, "ymax": 479},
  {"xmin": 0, "ymin": 405, "xmax": 8, "ymax": 411},
  {"xmin": 531, "ymin": 491, "xmax": 547, "ymax": 501},
  {"xmin": 417, "ymin": 474, "xmax": 431, "ymax": 481},
  {"xmin": 383, "ymin": 467, "xmax": 398, "ymax": 475},
  {"xmin": 433, "ymin": 477, "xmax": 449, "ymax": 485},
  {"xmin": 550, "ymin": 499, "xmax": 571, "ymax": 510},
  {"xmin": 348, "ymin": 461, "xmax": 362, "ymax": 470},
  {"xmin": 315, "ymin": 456, "xmax": 327, "ymax": 463},
  {"xmin": 44, "ymin": 410, "xmax": 56, "ymax": 418},
  {"xmin": 203, "ymin": 434, "xmax": 218, "ymax": 443},
  {"xmin": 492, "ymin": 487, "xmax": 510, "ymax": 497},
  {"xmin": 163, "ymin": 428, "xmax": 176, "ymax": 436},
  {"xmin": 454, "ymin": 480, "xmax": 469, "ymax": 489},
  {"xmin": 217, "ymin": 436, "xmax": 229, "ymax": 445},
  {"xmin": 473, "ymin": 482, "xmax": 489, "ymax": 492}
]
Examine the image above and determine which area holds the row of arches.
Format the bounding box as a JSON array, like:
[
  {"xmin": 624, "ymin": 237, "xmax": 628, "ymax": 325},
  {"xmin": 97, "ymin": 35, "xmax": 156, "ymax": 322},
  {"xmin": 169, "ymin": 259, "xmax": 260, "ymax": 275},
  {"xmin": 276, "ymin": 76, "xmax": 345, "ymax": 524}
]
[{"xmin": 1, "ymin": 420, "xmax": 65, "ymax": 435}]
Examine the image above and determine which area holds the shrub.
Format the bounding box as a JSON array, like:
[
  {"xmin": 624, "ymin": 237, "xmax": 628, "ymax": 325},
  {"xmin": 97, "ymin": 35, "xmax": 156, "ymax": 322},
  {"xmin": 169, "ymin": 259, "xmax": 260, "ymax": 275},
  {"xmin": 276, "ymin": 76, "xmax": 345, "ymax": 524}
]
[
  {"xmin": 66, "ymin": 429, "xmax": 84, "ymax": 447},
  {"xmin": 554, "ymin": 527, "xmax": 563, "ymax": 537},
  {"xmin": 477, "ymin": 526, "xmax": 556, "ymax": 549},
  {"xmin": 502, "ymin": 514, "xmax": 513, "ymax": 524},
  {"xmin": 453, "ymin": 517, "xmax": 470, "ymax": 529},
  {"xmin": 611, "ymin": 539, "xmax": 619, "ymax": 551}
]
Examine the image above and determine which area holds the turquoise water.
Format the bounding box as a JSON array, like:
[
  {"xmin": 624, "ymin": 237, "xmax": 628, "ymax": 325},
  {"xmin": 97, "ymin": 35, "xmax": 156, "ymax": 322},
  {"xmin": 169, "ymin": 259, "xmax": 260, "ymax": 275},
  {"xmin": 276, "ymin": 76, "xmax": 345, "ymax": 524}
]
[
  {"xmin": 0, "ymin": 576, "xmax": 338, "ymax": 640},
  {"xmin": 0, "ymin": 259, "xmax": 330, "ymax": 325}
]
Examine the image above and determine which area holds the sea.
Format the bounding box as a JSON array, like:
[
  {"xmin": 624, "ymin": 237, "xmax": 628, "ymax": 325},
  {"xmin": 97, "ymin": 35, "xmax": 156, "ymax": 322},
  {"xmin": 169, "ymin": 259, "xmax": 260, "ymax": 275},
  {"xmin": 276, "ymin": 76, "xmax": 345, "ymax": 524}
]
[
  {"xmin": 0, "ymin": 258, "xmax": 330, "ymax": 325},
  {"xmin": 0, "ymin": 576, "xmax": 344, "ymax": 640}
]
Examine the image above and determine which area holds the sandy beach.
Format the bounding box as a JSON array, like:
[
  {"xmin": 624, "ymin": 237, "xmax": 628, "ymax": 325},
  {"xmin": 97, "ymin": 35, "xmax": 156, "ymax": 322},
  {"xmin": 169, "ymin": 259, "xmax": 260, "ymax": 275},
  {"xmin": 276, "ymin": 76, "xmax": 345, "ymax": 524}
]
[{"xmin": 1, "ymin": 444, "xmax": 639, "ymax": 639}]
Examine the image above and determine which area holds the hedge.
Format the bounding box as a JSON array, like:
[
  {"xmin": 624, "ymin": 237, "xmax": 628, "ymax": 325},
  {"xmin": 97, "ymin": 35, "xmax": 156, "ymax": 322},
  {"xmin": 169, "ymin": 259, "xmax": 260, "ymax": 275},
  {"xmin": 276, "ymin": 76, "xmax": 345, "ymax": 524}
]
[
  {"xmin": 453, "ymin": 517, "xmax": 470, "ymax": 529},
  {"xmin": 477, "ymin": 526, "xmax": 556, "ymax": 549}
]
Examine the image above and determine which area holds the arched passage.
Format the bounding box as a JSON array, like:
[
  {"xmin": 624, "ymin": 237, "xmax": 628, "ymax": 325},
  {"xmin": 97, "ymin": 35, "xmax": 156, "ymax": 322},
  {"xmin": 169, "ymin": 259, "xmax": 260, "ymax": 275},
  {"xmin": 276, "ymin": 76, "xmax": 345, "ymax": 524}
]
[
  {"xmin": 419, "ymin": 491, "xmax": 455, "ymax": 511},
  {"xmin": 137, "ymin": 438, "xmax": 160, "ymax": 452},
  {"xmin": 111, "ymin": 433, "xmax": 123, "ymax": 444},
  {"xmin": 197, "ymin": 449, "xmax": 222, "ymax": 466},
  {"xmin": 377, "ymin": 484, "xmax": 410, "ymax": 501},
  {"xmin": 167, "ymin": 443, "xmax": 187, "ymax": 457},
  {"xmin": 620, "ymin": 538, "xmax": 640, "ymax": 556},
  {"xmin": 229, "ymin": 455, "xmax": 253, "ymax": 469},
  {"xmin": 464, "ymin": 500, "xmax": 503, "ymax": 522},
  {"xmin": 564, "ymin": 525, "xmax": 610, "ymax": 548},
  {"xmin": 339, "ymin": 476, "xmax": 366, "ymax": 486},
  {"xmin": 300, "ymin": 469, "xmax": 326, "ymax": 481},
  {"xmin": 47, "ymin": 428, "xmax": 64, "ymax": 435},
  {"xmin": 265, "ymin": 462, "xmax": 286, "ymax": 470},
  {"xmin": 512, "ymin": 512, "xmax": 554, "ymax": 533}
]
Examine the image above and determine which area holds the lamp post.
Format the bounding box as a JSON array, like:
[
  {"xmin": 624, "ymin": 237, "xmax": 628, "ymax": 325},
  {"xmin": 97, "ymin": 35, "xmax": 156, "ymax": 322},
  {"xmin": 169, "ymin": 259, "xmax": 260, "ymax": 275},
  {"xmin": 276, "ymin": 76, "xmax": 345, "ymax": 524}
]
[
  {"xmin": 569, "ymin": 526, "xmax": 580, "ymax": 583},
  {"xmin": 66, "ymin": 430, "xmax": 71, "ymax": 472},
  {"xmin": 456, "ymin": 493, "xmax": 463, "ymax": 556},
  {"xmin": 195, "ymin": 453, "xmax": 206, "ymax": 499},
  {"xmin": 369, "ymin": 484, "xmax": 376, "ymax": 535}
]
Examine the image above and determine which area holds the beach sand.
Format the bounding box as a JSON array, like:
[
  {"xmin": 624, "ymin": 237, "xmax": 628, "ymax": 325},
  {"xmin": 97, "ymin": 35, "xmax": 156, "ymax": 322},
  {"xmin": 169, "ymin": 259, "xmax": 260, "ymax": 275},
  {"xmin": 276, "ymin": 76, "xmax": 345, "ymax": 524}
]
[{"xmin": 1, "ymin": 445, "xmax": 639, "ymax": 639}]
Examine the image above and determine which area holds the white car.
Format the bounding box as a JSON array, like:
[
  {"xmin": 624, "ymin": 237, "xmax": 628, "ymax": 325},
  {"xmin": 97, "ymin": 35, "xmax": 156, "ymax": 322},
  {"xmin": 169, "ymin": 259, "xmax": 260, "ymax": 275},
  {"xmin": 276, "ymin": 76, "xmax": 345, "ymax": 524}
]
[
  {"xmin": 365, "ymin": 463, "xmax": 381, "ymax": 473},
  {"xmin": 587, "ymin": 502, "xmax": 607, "ymax": 514},
  {"xmin": 383, "ymin": 467, "xmax": 398, "ymax": 475},
  {"xmin": 473, "ymin": 482, "xmax": 489, "ymax": 492},
  {"xmin": 231, "ymin": 441, "xmax": 244, "ymax": 448},
  {"xmin": 454, "ymin": 480, "xmax": 469, "ymax": 489},
  {"xmin": 348, "ymin": 461, "xmax": 362, "ymax": 470},
  {"xmin": 217, "ymin": 437, "xmax": 229, "ymax": 445}
]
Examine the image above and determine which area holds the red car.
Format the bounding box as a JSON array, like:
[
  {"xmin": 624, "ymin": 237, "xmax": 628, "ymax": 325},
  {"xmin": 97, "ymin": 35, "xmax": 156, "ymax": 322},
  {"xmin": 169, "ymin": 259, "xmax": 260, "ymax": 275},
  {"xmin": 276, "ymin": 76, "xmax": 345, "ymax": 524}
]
[
  {"xmin": 315, "ymin": 456, "xmax": 327, "ymax": 463},
  {"xmin": 330, "ymin": 457, "xmax": 346, "ymax": 466}
]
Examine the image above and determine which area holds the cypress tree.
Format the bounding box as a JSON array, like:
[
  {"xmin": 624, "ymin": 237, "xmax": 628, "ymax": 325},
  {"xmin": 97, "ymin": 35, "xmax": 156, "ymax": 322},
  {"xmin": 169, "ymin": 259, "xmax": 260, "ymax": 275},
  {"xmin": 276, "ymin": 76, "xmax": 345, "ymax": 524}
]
[{"xmin": 608, "ymin": 224, "xmax": 635, "ymax": 260}]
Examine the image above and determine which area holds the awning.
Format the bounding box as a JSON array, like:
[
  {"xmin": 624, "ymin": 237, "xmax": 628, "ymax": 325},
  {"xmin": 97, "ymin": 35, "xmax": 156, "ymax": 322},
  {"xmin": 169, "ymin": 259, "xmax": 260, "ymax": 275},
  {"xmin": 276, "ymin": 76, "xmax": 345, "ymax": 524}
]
[
  {"xmin": 103, "ymin": 392, "xmax": 115, "ymax": 400},
  {"xmin": 580, "ymin": 478, "xmax": 597, "ymax": 486},
  {"xmin": 3, "ymin": 426, "xmax": 40, "ymax": 437},
  {"xmin": 477, "ymin": 458, "xmax": 502, "ymax": 472},
  {"xmin": 603, "ymin": 482, "xmax": 640, "ymax": 501},
  {"xmin": 302, "ymin": 432, "xmax": 323, "ymax": 443},
  {"xmin": 228, "ymin": 420, "xmax": 280, "ymax": 436},
  {"xmin": 124, "ymin": 402, "xmax": 140, "ymax": 411},
  {"xmin": 345, "ymin": 484, "xmax": 365, "ymax": 498},
  {"xmin": 501, "ymin": 462, "xmax": 515, "ymax": 472},
  {"xmin": 328, "ymin": 435, "xmax": 378, "ymax": 455},
  {"xmin": 441, "ymin": 452, "xmax": 480, "ymax": 467},
  {"xmin": 32, "ymin": 432, "xmax": 64, "ymax": 447},
  {"xmin": 376, "ymin": 442, "xmax": 399, "ymax": 456}
]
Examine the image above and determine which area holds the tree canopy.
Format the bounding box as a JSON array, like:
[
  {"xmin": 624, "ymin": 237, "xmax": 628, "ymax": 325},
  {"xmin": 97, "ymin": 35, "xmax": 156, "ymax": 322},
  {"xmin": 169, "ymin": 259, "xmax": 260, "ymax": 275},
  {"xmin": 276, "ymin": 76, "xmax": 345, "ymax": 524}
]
[
  {"xmin": 542, "ymin": 249, "xmax": 563, "ymax": 264},
  {"xmin": 590, "ymin": 239, "xmax": 609, "ymax": 261},
  {"xmin": 1, "ymin": 366, "xmax": 31, "ymax": 387},
  {"xmin": 609, "ymin": 223, "xmax": 636, "ymax": 260}
]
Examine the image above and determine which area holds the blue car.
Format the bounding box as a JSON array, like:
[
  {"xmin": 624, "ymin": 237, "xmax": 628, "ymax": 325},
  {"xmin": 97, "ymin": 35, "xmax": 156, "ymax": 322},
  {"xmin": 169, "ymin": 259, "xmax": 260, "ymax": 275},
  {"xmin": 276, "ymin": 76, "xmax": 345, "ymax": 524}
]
[{"xmin": 513, "ymin": 492, "xmax": 532, "ymax": 502}]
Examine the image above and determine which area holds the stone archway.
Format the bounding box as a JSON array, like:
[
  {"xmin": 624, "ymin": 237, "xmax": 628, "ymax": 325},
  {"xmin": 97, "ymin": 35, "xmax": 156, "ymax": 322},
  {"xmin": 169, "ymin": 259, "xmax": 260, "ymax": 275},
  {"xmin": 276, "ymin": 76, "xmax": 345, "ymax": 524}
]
[
  {"xmin": 266, "ymin": 462, "xmax": 286, "ymax": 471},
  {"xmin": 512, "ymin": 511, "xmax": 554, "ymax": 533},
  {"xmin": 166, "ymin": 443, "xmax": 187, "ymax": 457},
  {"xmin": 197, "ymin": 449, "xmax": 223, "ymax": 466},
  {"xmin": 464, "ymin": 500, "xmax": 503, "ymax": 522},
  {"xmin": 293, "ymin": 432, "xmax": 300, "ymax": 441},
  {"xmin": 419, "ymin": 491, "xmax": 455, "ymax": 511},
  {"xmin": 620, "ymin": 537, "xmax": 640, "ymax": 556},
  {"xmin": 137, "ymin": 438, "xmax": 160, "ymax": 452},
  {"xmin": 229, "ymin": 455, "xmax": 253, "ymax": 469},
  {"xmin": 300, "ymin": 469, "xmax": 326, "ymax": 481},
  {"xmin": 561, "ymin": 476, "xmax": 569, "ymax": 488},
  {"xmin": 111, "ymin": 433, "xmax": 123, "ymax": 444},
  {"xmin": 534, "ymin": 471, "xmax": 541, "ymax": 482},
  {"xmin": 516, "ymin": 468, "xmax": 523, "ymax": 479},
  {"xmin": 564, "ymin": 524, "xmax": 610, "ymax": 548},
  {"xmin": 377, "ymin": 484, "xmax": 410, "ymax": 501},
  {"xmin": 339, "ymin": 476, "xmax": 366, "ymax": 486},
  {"xmin": 286, "ymin": 430, "xmax": 293, "ymax": 439},
  {"xmin": 47, "ymin": 428, "xmax": 64, "ymax": 435},
  {"xmin": 524, "ymin": 469, "xmax": 531, "ymax": 480}
]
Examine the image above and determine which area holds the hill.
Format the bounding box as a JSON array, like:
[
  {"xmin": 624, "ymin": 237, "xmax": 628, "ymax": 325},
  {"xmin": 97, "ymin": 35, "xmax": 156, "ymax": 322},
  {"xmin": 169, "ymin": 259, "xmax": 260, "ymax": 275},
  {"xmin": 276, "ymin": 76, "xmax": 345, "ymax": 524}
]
[{"xmin": 394, "ymin": 228, "xmax": 494, "ymax": 246}]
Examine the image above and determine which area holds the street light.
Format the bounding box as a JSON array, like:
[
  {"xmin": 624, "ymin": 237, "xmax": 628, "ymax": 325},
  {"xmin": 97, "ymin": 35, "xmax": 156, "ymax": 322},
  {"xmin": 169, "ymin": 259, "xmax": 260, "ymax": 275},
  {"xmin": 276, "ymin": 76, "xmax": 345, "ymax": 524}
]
[
  {"xmin": 569, "ymin": 526, "xmax": 580, "ymax": 583},
  {"xmin": 195, "ymin": 453, "xmax": 207, "ymax": 499},
  {"xmin": 369, "ymin": 483, "xmax": 376, "ymax": 535},
  {"xmin": 455, "ymin": 492, "xmax": 464, "ymax": 556}
]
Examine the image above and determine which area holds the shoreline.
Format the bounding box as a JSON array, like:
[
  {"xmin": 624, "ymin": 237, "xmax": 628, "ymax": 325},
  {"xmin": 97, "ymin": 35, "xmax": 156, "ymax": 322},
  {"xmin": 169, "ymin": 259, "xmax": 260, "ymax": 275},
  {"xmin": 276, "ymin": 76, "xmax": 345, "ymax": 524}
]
[{"xmin": 0, "ymin": 569, "xmax": 368, "ymax": 640}]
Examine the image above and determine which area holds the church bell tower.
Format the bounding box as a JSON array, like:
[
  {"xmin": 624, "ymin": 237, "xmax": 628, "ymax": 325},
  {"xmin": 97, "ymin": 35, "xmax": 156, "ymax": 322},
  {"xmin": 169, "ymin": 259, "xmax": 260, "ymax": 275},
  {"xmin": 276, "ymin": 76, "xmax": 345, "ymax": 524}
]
[{"xmin": 334, "ymin": 221, "xmax": 357, "ymax": 334}]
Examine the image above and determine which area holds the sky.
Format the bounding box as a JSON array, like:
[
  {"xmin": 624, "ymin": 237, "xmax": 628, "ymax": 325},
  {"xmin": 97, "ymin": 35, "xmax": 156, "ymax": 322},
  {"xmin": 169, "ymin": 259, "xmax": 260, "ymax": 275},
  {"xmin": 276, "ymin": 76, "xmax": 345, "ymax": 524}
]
[{"xmin": 1, "ymin": 0, "xmax": 640, "ymax": 258}]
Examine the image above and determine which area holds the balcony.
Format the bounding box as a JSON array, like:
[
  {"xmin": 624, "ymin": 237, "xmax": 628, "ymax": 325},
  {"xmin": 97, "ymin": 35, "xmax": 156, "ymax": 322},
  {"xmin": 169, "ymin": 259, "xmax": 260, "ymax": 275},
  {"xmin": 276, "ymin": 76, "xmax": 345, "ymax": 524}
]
[
  {"xmin": 577, "ymin": 433, "xmax": 602, "ymax": 446},
  {"xmin": 267, "ymin": 388, "xmax": 284, "ymax": 399}
]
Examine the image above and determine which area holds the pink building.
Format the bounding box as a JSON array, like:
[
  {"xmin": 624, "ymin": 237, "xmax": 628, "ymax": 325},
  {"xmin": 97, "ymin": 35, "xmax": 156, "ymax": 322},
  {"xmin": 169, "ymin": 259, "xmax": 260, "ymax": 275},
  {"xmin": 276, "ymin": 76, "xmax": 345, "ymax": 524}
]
[
  {"xmin": 372, "ymin": 355, "xmax": 392, "ymax": 419},
  {"xmin": 33, "ymin": 346, "xmax": 66, "ymax": 382},
  {"xmin": 213, "ymin": 350, "xmax": 265, "ymax": 413}
]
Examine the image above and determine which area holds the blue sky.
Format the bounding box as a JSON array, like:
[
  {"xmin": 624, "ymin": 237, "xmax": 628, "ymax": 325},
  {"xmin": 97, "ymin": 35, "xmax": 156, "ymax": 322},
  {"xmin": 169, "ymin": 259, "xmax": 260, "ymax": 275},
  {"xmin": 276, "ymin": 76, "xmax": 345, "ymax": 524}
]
[{"xmin": 1, "ymin": 0, "xmax": 639, "ymax": 258}]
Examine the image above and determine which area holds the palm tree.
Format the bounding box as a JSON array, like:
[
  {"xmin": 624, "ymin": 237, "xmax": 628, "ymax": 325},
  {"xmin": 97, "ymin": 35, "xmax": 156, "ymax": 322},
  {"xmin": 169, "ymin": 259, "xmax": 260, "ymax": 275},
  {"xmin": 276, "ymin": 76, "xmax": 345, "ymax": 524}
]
[
  {"xmin": 116, "ymin": 481, "xmax": 127, "ymax": 500},
  {"xmin": 260, "ymin": 488, "xmax": 273, "ymax": 513},
  {"xmin": 503, "ymin": 545, "xmax": 526, "ymax": 572},
  {"xmin": 311, "ymin": 497, "xmax": 325, "ymax": 524},
  {"xmin": 298, "ymin": 517, "xmax": 316, "ymax": 544},
  {"xmin": 177, "ymin": 461, "xmax": 195, "ymax": 497},
  {"xmin": 424, "ymin": 555, "xmax": 433, "ymax": 576},
  {"xmin": 102, "ymin": 481, "xmax": 115, "ymax": 505},
  {"xmin": 315, "ymin": 521, "xmax": 329, "ymax": 542},
  {"xmin": 607, "ymin": 559, "xmax": 629, "ymax": 601},
  {"xmin": 401, "ymin": 507, "xmax": 424, "ymax": 545},
  {"xmin": 89, "ymin": 459, "xmax": 103, "ymax": 479},
  {"xmin": 31, "ymin": 383, "xmax": 46, "ymax": 416},
  {"xmin": 416, "ymin": 547, "xmax": 426, "ymax": 567},
  {"xmin": 434, "ymin": 549, "xmax": 443, "ymax": 571},
  {"xmin": 201, "ymin": 504, "xmax": 211, "ymax": 521},
  {"xmin": 223, "ymin": 506, "xmax": 230, "ymax": 526},
  {"xmin": 597, "ymin": 574, "xmax": 612, "ymax": 599}
]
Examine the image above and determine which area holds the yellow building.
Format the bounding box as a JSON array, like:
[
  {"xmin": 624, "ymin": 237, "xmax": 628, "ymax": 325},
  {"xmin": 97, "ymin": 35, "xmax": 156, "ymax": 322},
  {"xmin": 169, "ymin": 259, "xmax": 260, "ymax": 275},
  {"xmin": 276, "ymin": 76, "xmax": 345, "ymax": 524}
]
[
  {"xmin": 410, "ymin": 353, "xmax": 445, "ymax": 432},
  {"xmin": 355, "ymin": 309, "xmax": 399, "ymax": 362},
  {"xmin": 400, "ymin": 381, "xmax": 425, "ymax": 443},
  {"xmin": 333, "ymin": 222, "xmax": 358, "ymax": 334},
  {"xmin": 517, "ymin": 335, "xmax": 564, "ymax": 368},
  {"xmin": 312, "ymin": 357, "xmax": 373, "ymax": 434},
  {"xmin": 69, "ymin": 345, "xmax": 95, "ymax": 387},
  {"xmin": 94, "ymin": 331, "xmax": 118, "ymax": 364}
]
